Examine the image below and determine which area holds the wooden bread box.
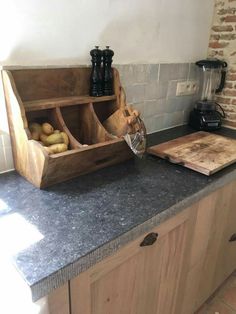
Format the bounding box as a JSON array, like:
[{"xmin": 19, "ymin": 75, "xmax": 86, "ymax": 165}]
[{"xmin": 2, "ymin": 67, "xmax": 133, "ymax": 188}]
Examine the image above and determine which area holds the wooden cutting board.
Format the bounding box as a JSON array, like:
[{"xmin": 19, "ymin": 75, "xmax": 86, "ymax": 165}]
[{"xmin": 148, "ymin": 131, "xmax": 236, "ymax": 175}]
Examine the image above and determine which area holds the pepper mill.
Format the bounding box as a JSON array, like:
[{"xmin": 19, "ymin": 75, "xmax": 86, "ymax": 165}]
[
  {"xmin": 102, "ymin": 46, "xmax": 114, "ymax": 95},
  {"xmin": 90, "ymin": 46, "xmax": 103, "ymax": 97}
]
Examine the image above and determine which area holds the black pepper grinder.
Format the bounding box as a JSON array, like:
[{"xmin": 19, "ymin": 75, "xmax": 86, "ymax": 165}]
[
  {"xmin": 102, "ymin": 46, "xmax": 114, "ymax": 95},
  {"xmin": 90, "ymin": 46, "xmax": 103, "ymax": 97}
]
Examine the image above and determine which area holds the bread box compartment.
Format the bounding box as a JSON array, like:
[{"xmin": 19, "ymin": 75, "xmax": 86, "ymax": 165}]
[
  {"xmin": 26, "ymin": 108, "xmax": 75, "ymax": 150},
  {"xmin": 93, "ymin": 100, "xmax": 118, "ymax": 124},
  {"xmin": 60, "ymin": 103, "xmax": 114, "ymax": 145},
  {"xmin": 2, "ymin": 67, "xmax": 133, "ymax": 188}
]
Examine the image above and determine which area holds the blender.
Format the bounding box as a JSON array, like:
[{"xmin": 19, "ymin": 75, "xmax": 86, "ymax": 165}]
[{"xmin": 189, "ymin": 58, "xmax": 227, "ymax": 131}]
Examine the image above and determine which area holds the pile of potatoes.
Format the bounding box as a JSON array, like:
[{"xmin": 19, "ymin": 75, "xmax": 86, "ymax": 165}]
[{"xmin": 29, "ymin": 122, "xmax": 69, "ymax": 154}]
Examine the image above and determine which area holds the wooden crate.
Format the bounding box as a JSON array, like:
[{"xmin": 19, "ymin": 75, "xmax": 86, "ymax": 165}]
[{"xmin": 2, "ymin": 67, "xmax": 133, "ymax": 188}]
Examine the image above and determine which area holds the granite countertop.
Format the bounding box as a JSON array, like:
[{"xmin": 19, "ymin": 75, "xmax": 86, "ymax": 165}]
[{"xmin": 1, "ymin": 125, "xmax": 236, "ymax": 302}]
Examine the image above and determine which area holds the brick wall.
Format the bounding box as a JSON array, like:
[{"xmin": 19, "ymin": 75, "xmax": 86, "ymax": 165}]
[{"xmin": 208, "ymin": 0, "xmax": 236, "ymax": 128}]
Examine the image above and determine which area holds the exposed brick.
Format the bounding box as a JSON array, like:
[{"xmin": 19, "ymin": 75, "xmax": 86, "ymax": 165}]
[
  {"xmin": 212, "ymin": 25, "xmax": 234, "ymax": 32},
  {"xmin": 223, "ymin": 120, "xmax": 236, "ymax": 128},
  {"xmin": 222, "ymin": 105, "xmax": 236, "ymax": 112},
  {"xmin": 225, "ymin": 15, "xmax": 236, "ymax": 22},
  {"xmin": 225, "ymin": 112, "xmax": 236, "ymax": 119},
  {"xmin": 216, "ymin": 96, "xmax": 232, "ymax": 104},
  {"xmin": 208, "ymin": 50, "xmax": 224, "ymax": 57},
  {"xmin": 215, "ymin": 0, "xmax": 224, "ymax": 5},
  {"xmin": 219, "ymin": 33, "xmax": 236, "ymax": 40},
  {"xmin": 227, "ymin": 74, "xmax": 236, "ymax": 80},
  {"xmin": 210, "ymin": 34, "xmax": 220, "ymax": 40},
  {"xmin": 223, "ymin": 89, "xmax": 236, "ymax": 96},
  {"xmin": 217, "ymin": 8, "xmax": 236, "ymax": 15},
  {"xmin": 209, "ymin": 41, "xmax": 229, "ymax": 48},
  {"xmin": 225, "ymin": 82, "xmax": 234, "ymax": 88},
  {"xmin": 208, "ymin": 2, "xmax": 236, "ymax": 126}
]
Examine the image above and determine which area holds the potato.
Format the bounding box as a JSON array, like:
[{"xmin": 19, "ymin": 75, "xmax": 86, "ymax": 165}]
[
  {"xmin": 29, "ymin": 122, "xmax": 42, "ymax": 133},
  {"xmin": 61, "ymin": 132, "xmax": 69, "ymax": 145},
  {"xmin": 44, "ymin": 133, "xmax": 64, "ymax": 146},
  {"xmin": 43, "ymin": 146, "xmax": 51, "ymax": 154},
  {"xmin": 42, "ymin": 122, "xmax": 54, "ymax": 135},
  {"xmin": 45, "ymin": 143, "xmax": 68, "ymax": 154},
  {"xmin": 40, "ymin": 133, "xmax": 48, "ymax": 145},
  {"xmin": 29, "ymin": 122, "xmax": 42, "ymax": 140},
  {"xmin": 31, "ymin": 130, "xmax": 40, "ymax": 141}
]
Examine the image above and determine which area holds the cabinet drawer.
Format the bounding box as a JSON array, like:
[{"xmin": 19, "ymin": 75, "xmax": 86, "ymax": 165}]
[{"xmin": 70, "ymin": 206, "xmax": 194, "ymax": 314}]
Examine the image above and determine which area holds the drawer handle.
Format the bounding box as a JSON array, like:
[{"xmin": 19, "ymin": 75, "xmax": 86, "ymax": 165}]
[
  {"xmin": 140, "ymin": 232, "xmax": 158, "ymax": 247},
  {"xmin": 229, "ymin": 233, "xmax": 236, "ymax": 242}
]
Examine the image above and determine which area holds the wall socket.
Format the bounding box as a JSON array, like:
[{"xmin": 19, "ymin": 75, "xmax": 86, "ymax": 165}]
[{"xmin": 176, "ymin": 80, "xmax": 199, "ymax": 96}]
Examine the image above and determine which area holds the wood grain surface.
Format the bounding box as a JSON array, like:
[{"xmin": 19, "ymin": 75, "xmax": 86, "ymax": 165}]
[
  {"xmin": 148, "ymin": 131, "xmax": 236, "ymax": 175},
  {"xmin": 24, "ymin": 95, "xmax": 117, "ymax": 112},
  {"xmin": 2, "ymin": 67, "xmax": 133, "ymax": 188}
]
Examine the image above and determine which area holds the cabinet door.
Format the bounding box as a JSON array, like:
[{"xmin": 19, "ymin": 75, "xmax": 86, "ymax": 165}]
[
  {"xmin": 36, "ymin": 283, "xmax": 70, "ymax": 314},
  {"xmin": 195, "ymin": 183, "xmax": 233, "ymax": 309},
  {"xmin": 181, "ymin": 192, "xmax": 217, "ymax": 314},
  {"xmin": 70, "ymin": 207, "xmax": 193, "ymax": 314},
  {"xmin": 182, "ymin": 181, "xmax": 236, "ymax": 314},
  {"xmin": 214, "ymin": 181, "xmax": 236, "ymax": 288}
]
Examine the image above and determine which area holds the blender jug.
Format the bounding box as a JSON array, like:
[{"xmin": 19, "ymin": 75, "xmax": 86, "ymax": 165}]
[
  {"xmin": 189, "ymin": 58, "xmax": 227, "ymax": 131},
  {"xmin": 196, "ymin": 59, "xmax": 227, "ymax": 104}
]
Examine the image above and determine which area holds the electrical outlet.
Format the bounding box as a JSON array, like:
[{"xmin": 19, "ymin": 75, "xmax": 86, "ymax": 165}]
[
  {"xmin": 176, "ymin": 81, "xmax": 199, "ymax": 96},
  {"xmin": 191, "ymin": 81, "xmax": 199, "ymax": 93},
  {"xmin": 176, "ymin": 82, "xmax": 187, "ymax": 96}
]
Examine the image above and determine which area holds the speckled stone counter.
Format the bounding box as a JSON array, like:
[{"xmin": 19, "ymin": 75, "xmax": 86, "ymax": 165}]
[{"xmin": 1, "ymin": 126, "xmax": 236, "ymax": 301}]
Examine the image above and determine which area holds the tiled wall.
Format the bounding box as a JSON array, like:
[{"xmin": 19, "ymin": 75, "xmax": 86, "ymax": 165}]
[
  {"xmin": 116, "ymin": 63, "xmax": 200, "ymax": 134},
  {"xmin": 0, "ymin": 62, "xmax": 200, "ymax": 173}
]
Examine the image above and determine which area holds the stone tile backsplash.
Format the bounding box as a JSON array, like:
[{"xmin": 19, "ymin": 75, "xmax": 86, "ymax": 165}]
[
  {"xmin": 0, "ymin": 62, "xmax": 200, "ymax": 173},
  {"xmin": 116, "ymin": 62, "xmax": 201, "ymax": 134}
]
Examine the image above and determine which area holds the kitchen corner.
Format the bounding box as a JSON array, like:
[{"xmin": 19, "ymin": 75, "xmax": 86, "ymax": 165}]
[
  {"xmin": 1, "ymin": 0, "xmax": 236, "ymax": 313},
  {"xmin": 1, "ymin": 125, "xmax": 236, "ymax": 313}
]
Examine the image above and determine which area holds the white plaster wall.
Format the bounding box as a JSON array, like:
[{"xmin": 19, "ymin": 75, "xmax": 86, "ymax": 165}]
[
  {"xmin": 0, "ymin": 0, "xmax": 215, "ymax": 66},
  {"xmin": 0, "ymin": 0, "xmax": 215, "ymax": 173}
]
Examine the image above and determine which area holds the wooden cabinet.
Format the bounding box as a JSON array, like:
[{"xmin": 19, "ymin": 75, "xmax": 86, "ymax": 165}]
[
  {"xmin": 213, "ymin": 181, "xmax": 236, "ymax": 289},
  {"xmin": 34, "ymin": 180, "xmax": 236, "ymax": 314},
  {"xmin": 70, "ymin": 206, "xmax": 195, "ymax": 314},
  {"xmin": 182, "ymin": 181, "xmax": 236, "ymax": 313},
  {"xmin": 195, "ymin": 184, "xmax": 233, "ymax": 309},
  {"xmin": 39, "ymin": 284, "xmax": 70, "ymax": 314}
]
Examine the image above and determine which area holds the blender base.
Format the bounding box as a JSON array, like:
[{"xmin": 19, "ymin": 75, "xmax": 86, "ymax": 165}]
[{"xmin": 189, "ymin": 102, "xmax": 222, "ymax": 131}]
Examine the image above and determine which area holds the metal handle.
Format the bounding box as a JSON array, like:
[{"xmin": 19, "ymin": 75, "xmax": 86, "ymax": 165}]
[
  {"xmin": 140, "ymin": 232, "xmax": 158, "ymax": 247},
  {"xmin": 216, "ymin": 69, "xmax": 227, "ymax": 93},
  {"xmin": 229, "ymin": 233, "xmax": 236, "ymax": 242}
]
